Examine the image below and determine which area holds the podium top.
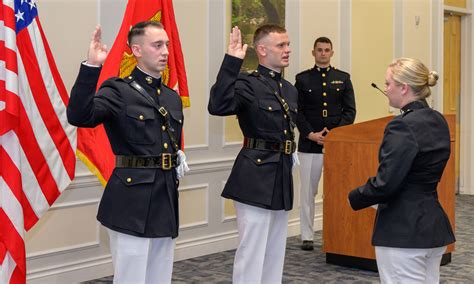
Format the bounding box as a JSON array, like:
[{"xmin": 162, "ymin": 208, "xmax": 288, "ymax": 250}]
[{"xmin": 325, "ymin": 114, "xmax": 455, "ymax": 144}]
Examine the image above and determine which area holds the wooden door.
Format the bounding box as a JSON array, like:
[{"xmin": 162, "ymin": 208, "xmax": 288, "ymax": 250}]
[{"xmin": 443, "ymin": 13, "xmax": 461, "ymax": 192}]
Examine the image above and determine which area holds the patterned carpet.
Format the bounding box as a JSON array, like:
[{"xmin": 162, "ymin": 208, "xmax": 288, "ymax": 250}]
[{"xmin": 85, "ymin": 194, "xmax": 473, "ymax": 283}]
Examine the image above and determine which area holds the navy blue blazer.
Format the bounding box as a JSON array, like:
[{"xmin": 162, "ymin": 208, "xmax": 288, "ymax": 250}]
[
  {"xmin": 67, "ymin": 64, "xmax": 183, "ymax": 238},
  {"xmin": 209, "ymin": 55, "xmax": 298, "ymax": 210},
  {"xmin": 295, "ymin": 66, "xmax": 356, "ymax": 153},
  {"xmin": 349, "ymin": 100, "xmax": 455, "ymax": 248}
]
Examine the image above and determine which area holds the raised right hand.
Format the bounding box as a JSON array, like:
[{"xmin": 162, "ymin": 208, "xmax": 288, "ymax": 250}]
[
  {"xmin": 227, "ymin": 26, "xmax": 248, "ymax": 59},
  {"xmin": 87, "ymin": 26, "xmax": 108, "ymax": 66}
]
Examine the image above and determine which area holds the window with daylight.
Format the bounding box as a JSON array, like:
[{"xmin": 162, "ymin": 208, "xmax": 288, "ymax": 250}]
[{"xmin": 232, "ymin": 0, "xmax": 286, "ymax": 72}]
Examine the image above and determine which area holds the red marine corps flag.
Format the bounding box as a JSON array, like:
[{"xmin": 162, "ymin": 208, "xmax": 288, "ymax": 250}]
[
  {"xmin": 0, "ymin": 0, "xmax": 77, "ymax": 283},
  {"xmin": 76, "ymin": 0, "xmax": 189, "ymax": 185}
]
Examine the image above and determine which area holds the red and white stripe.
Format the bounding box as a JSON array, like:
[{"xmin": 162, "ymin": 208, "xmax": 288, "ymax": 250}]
[{"xmin": 0, "ymin": 0, "xmax": 76, "ymax": 283}]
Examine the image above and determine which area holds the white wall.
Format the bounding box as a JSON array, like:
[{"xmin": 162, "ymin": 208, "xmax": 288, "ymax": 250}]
[{"xmin": 26, "ymin": 0, "xmax": 473, "ymax": 282}]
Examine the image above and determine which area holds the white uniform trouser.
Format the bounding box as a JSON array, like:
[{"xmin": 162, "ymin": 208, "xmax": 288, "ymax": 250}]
[
  {"xmin": 375, "ymin": 246, "xmax": 447, "ymax": 284},
  {"xmin": 298, "ymin": 152, "xmax": 323, "ymax": 241},
  {"xmin": 107, "ymin": 228, "xmax": 175, "ymax": 284},
  {"xmin": 233, "ymin": 201, "xmax": 289, "ymax": 284}
]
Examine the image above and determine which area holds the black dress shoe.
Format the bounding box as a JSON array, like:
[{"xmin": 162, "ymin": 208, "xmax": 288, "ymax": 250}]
[{"xmin": 301, "ymin": 240, "xmax": 314, "ymax": 251}]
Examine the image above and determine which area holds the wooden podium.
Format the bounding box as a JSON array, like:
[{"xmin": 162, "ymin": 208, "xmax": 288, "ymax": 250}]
[{"xmin": 322, "ymin": 115, "xmax": 456, "ymax": 271}]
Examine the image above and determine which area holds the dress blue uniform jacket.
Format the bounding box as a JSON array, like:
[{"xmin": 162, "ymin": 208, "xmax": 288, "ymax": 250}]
[
  {"xmin": 295, "ymin": 66, "xmax": 356, "ymax": 153},
  {"xmin": 67, "ymin": 64, "xmax": 183, "ymax": 238},
  {"xmin": 208, "ymin": 55, "xmax": 298, "ymax": 210},
  {"xmin": 349, "ymin": 100, "xmax": 455, "ymax": 248}
]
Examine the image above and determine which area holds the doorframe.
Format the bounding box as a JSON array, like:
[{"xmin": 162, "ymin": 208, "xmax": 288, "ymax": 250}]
[{"xmin": 432, "ymin": 0, "xmax": 474, "ymax": 195}]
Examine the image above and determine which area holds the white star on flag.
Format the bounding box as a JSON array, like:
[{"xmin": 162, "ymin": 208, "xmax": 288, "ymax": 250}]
[{"xmin": 15, "ymin": 10, "xmax": 24, "ymax": 22}]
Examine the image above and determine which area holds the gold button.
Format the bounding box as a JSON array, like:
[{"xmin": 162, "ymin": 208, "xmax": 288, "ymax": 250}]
[
  {"xmin": 126, "ymin": 178, "xmax": 132, "ymax": 183},
  {"xmin": 179, "ymin": 119, "xmax": 182, "ymax": 123},
  {"xmin": 164, "ymin": 143, "xmax": 169, "ymax": 149},
  {"xmin": 281, "ymin": 99, "xmax": 285, "ymax": 103},
  {"xmin": 323, "ymin": 92, "xmax": 327, "ymax": 96},
  {"xmin": 284, "ymin": 114, "xmax": 287, "ymax": 119},
  {"xmin": 139, "ymin": 115, "xmax": 144, "ymax": 120},
  {"xmin": 337, "ymin": 88, "xmax": 340, "ymax": 91},
  {"xmin": 257, "ymin": 159, "xmax": 262, "ymax": 163},
  {"xmin": 157, "ymin": 89, "xmax": 161, "ymax": 95},
  {"xmin": 323, "ymin": 102, "xmax": 327, "ymax": 106},
  {"xmin": 279, "ymin": 82, "xmax": 283, "ymax": 88},
  {"xmin": 284, "ymin": 130, "xmax": 288, "ymax": 135},
  {"xmin": 323, "ymin": 82, "xmax": 327, "ymax": 86},
  {"xmin": 322, "ymin": 73, "xmax": 326, "ymax": 77},
  {"xmin": 161, "ymin": 125, "xmax": 166, "ymax": 131},
  {"xmin": 268, "ymin": 106, "xmax": 273, "ymax": 111},
  {"xmin": 274, "ymin": 91, "xmax": 278, "ymax": 95}
]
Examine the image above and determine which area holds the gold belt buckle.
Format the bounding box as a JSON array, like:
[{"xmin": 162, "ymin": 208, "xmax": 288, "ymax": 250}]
[
  {"xmin": 322, "ymin": 109, "xmax": 328, "ymax": 117},
  {"xmin": 158, "ymin": 107, "xmax": 168, "ymax": 117},
  {"xmin": 284, "ymin": 140, "xmax": 293, "ymax": 155},
  {"xmin": 162, "ymin": 153, "xmax": 172, "ymax": 170}
]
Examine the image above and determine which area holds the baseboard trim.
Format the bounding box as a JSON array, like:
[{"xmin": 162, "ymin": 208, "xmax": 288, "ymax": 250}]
[
  {"xmin": 174, "ymin": 212, "xmax": 323, "ymax": 261},
  {"xmin": 27, "ymin": 255, "xmax": 113, "ymax": 283}
]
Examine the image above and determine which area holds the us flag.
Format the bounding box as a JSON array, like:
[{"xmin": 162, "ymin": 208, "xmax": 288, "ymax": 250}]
[{"xmin": 0, "ymin": 0, "xmax": 76, "ymax": 283}]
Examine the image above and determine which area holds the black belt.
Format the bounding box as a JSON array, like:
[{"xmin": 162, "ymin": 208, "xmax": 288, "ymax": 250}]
[
  {"xmin": 115, "ymin": 154, "xmax": 178, "ymax": 170},
  {"xmin": 243, "ymin": 138, "xmax": 296, "ymax": 155}
]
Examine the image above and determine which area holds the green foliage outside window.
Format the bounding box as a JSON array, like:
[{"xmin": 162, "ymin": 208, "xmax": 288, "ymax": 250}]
[{"xmin": 232, "ymin": 0, "xmax": 285, "ymax": 72}]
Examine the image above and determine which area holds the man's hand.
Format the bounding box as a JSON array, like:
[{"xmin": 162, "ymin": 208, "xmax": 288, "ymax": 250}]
[
  {"xmin": 87, "ymin": 26, "xmax": 108, "ymax": 66},
  {"xmin": 307, "ymin": 127, "xmax": 329, "ymax": 145},
  {"xmin": 227, "ymin": 26, "xmax": 248, "ymax": 59}
]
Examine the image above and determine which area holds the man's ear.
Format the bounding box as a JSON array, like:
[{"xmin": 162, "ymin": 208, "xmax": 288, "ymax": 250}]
[
  {"xmin": 130, "ymin": 44, "xmax": 141, "ymax": 58},
  {"xmin": 255, "ymin": 44, "xmax": 266, "ymax": 57}
]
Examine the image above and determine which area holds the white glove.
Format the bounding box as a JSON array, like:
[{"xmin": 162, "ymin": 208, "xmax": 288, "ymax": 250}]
[
  {"xmin": 292, "ymin": 152, "xmax": 300, "ymax": 171},
  {"xmin": 175, "ymin": 150, "xmax": 190, "ymax": 179}
]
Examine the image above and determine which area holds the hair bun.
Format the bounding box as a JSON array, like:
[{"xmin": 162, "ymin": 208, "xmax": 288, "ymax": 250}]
[{"xmin": 428, "ymin": 71, "xmax": 439, "ymax": 87}]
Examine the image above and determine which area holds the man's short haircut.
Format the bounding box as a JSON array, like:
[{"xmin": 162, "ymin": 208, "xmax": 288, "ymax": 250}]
[
  {"xmin": 127, "ymin": 21, "xmax": 164, "ymax": 46},
  {"xmin": 253, "ymin": 24, "xmax": 287, "ymax": 46},
  {"xmin": 313, "ymin": 37, "xmax": 333, "ymax": 49}
]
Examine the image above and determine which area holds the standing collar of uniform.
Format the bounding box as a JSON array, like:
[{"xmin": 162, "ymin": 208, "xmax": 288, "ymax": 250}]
[
  {"xmin": 400, "ymin": 99, "xmax": 428, "ymax": 114},
  {"xmin": 313, "ymin": 65, "xmax": 331, "ymax": 73},
  {"xmin": 257, "ymin": 64, "xmax": 282, "ymax": 81},
  {"xmin": 132, "ymin": 67, "xmax": 162, "ymax": 89}
]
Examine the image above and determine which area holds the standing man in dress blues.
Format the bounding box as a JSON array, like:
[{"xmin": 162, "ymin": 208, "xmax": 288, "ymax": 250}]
[
  {"xmin": 209, "ymin": 25, "xmax": 298, "ymax": 283},
  {"xmin": 295, "ymin": 37, "xmax": 356, "ymax": 251},
  {"xmin": 68, "ymin": 21, "xmax": 187, "ymax": 283}
]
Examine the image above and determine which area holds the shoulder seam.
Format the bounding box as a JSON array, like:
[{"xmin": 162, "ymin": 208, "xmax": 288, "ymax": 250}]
[
  {"xmin": 333, "ymin": 68, "xmax": 350, "ymax": 76},
  {"xmin": 297, "ymin": 69, "xmax": 311, "ymax": 76}
]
